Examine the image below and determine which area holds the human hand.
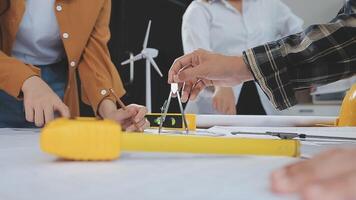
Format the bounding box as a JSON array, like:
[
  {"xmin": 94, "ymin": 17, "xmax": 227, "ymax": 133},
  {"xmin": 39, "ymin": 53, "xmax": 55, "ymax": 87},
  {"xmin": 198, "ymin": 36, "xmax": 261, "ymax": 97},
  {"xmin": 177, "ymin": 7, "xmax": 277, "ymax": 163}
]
[
  {"xmin": 212, "ymin": 87, "xmax": 236, "ymax": 115},
  {"xmin": 21, "ymin": 76, "xmax": 70, "ymax": 127},
  {"xmin": 168, "ymin": 49, "xmax": 253, "ymax": 102},
  {"xmin": 99, "ymin": 100, "xmax": 149, "ymax": 132},
  {"xmin": 271, "ymin": 148, "xmax": 356, "ymax": 200}
]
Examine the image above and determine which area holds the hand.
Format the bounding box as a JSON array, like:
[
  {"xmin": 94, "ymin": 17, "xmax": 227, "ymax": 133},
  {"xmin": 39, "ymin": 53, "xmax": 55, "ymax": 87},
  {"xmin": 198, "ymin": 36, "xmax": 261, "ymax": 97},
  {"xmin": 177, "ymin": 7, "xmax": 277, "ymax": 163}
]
[
  {"xmin": 99, "ymin": 100, "xmax": 150, "ymax": 132},
  {"xmin": 168, "ymin": 49, "xmax": 253, "ymax": 102},
  {"xmin": 22, "ymin": 76, "xmax": 70, "ymax": 127},
  {"xmin": 270, "ymin": 148, "xmax": 356, "ymax": 200},
  {"xmin": 212, "ymin": 87, "xmax": 236, "ymax": 115}
]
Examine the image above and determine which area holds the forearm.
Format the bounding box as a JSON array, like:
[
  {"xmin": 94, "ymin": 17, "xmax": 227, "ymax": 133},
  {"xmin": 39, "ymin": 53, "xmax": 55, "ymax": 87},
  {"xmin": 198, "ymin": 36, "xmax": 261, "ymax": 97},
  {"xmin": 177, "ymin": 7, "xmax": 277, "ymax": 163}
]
[
  {"xmin": 78, "ymin": 0, "xmax": 126, "ymax": 115},
  {"xmin": 243, "ymin": 0, "xmax": 356, "ymax": 110},
  {"xmin": 98, "ymin": 99, "xmax": 117, "ymax": 118}
]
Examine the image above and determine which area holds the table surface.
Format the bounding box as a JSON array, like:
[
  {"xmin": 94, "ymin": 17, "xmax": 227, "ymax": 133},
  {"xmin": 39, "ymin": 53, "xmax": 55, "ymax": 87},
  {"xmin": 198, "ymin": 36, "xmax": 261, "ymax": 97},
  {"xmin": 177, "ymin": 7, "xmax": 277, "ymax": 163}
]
[{"xmin": 1, "ymin": 127, "xmax": 355, "ymax": 200}]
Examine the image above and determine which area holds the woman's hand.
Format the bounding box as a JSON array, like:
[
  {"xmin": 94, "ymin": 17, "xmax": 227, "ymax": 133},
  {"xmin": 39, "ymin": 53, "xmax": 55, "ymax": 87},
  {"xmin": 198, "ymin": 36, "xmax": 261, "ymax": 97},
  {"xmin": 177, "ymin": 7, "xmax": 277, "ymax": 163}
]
[
  {"xmin": 99, "ymin": 99, "xmax": 150, "ymax": 132},
  {"xmin": 21, "ymin": 76, "xmax": 70, "ymax": 127},
  {"xmin": 168, "ymin": 49, "xmax": 254, "ymax": 102},
  {"xmin": 212, "ymin": 87, "xmax": 236, "ymax": 115},
  {"xmin": 271, "ymin": 148, "xmax": 356, "ymax": 200}
]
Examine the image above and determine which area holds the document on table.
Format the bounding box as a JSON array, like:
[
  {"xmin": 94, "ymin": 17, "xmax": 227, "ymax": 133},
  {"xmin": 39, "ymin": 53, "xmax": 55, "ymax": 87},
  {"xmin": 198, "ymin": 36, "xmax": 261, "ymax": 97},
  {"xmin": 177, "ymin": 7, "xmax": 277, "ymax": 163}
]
[{"xmin": 196, "ymin": 115, "xmax": 337, "ymax": 128}]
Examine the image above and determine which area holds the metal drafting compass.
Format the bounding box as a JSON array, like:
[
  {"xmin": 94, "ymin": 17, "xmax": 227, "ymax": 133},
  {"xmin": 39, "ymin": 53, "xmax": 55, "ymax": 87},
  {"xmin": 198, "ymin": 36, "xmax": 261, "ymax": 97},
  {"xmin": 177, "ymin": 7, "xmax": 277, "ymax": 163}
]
[{"xmin": 159, "ymin": 83, "xmax": 189, "ymax": 134}]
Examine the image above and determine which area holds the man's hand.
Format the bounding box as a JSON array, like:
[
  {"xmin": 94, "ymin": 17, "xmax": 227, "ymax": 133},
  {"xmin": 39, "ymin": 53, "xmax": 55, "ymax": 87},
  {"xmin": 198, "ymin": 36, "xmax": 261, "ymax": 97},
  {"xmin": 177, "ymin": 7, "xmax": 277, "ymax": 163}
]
[
  {"xmin": 168, "ymin": 49, "xmax": 253, "ymax": 103},
  {"xmin": 271, "ymin": 148, "xmax": 356, "ymax": 200},
  {"xmin": 22, "ymin": 76, "xmax": 70, "ymax": 127},
  {"xmin": 212, "ymin": 87, "xmax": 236, "ymax": 115},
  {"xmin": 99, "ymin": 99, "xmax": 149, "ymax": 132}
]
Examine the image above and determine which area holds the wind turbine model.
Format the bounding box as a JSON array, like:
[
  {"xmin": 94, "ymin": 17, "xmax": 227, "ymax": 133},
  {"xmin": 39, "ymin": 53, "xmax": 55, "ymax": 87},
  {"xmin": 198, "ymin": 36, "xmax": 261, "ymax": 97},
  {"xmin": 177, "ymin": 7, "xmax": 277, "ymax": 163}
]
[{"xmin": 121, "ymin": 20, "xmax": 163, "ymax": 112}]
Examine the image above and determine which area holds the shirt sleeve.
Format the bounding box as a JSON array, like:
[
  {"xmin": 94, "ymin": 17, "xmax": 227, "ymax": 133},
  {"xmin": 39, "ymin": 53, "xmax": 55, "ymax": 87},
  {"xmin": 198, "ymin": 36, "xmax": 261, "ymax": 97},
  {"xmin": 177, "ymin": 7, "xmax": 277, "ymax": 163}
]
[
  {"xmin": 78, "ymin": 0, "xmax": 126, "ymax": 115},
  {"xmin": 243, "ymin": 0, "xmax": 356, "ymax": 110},
  {"xmin": 0, "ymin": 51, "xmax": 40, "ymax": 99},
  {"xmin": 182, "ymin": 2, "xmax": 212, "ymax": 53},
  {"xmin": 272, "ymin": 0, "xmax": 304, "ymax": 37}
]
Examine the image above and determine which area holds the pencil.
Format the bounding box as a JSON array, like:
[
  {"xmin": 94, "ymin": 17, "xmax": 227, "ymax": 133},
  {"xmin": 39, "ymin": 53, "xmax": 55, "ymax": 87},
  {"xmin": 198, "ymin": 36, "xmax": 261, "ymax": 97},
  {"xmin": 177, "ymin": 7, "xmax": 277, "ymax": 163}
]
[{"xmin": 110, "ymin": 89, "xmax": 141, "ymax": 131}]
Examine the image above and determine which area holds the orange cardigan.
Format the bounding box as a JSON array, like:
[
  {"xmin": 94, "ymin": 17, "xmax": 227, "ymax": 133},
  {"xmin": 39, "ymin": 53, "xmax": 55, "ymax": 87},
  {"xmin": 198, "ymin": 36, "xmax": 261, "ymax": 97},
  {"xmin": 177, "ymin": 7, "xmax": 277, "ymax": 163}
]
[{"xmin": 0, "ymin": 0, "xmax": 126, "ymax": 117}]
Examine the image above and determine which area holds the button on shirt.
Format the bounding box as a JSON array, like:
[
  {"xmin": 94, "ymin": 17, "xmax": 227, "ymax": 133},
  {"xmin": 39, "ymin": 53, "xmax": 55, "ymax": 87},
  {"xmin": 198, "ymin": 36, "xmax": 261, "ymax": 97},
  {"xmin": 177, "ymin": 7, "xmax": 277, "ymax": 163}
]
[
  {"xmin": 182, "ymin": 0, "xmax": 303, "ymax": 115},
  {"xmin": 12, "ymin": 0, "xmax": 65, "ymax": 65}
]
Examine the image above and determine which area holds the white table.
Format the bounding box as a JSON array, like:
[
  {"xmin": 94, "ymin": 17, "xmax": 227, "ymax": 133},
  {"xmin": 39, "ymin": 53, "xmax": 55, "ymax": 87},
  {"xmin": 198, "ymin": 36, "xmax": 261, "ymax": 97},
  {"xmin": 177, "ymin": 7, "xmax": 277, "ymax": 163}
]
[{"xmin": 0, "ymin": 128, "xmax": 355, "ymax": 200}]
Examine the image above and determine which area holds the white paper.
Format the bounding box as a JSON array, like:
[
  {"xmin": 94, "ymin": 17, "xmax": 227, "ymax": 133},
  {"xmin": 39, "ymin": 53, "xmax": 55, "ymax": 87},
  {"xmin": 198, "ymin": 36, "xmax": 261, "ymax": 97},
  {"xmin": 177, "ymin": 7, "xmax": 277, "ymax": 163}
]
[{"xmin": 197, "ymin": 115, "xmax": 337, "ymax": 128}]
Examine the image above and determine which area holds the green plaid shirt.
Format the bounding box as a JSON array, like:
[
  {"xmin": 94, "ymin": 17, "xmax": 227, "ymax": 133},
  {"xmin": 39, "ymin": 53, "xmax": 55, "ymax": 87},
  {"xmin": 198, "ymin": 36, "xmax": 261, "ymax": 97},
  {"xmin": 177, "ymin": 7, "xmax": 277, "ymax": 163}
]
[{"xmin": 243, "ymin": 0, "xmax": 356, "ymax": 110}]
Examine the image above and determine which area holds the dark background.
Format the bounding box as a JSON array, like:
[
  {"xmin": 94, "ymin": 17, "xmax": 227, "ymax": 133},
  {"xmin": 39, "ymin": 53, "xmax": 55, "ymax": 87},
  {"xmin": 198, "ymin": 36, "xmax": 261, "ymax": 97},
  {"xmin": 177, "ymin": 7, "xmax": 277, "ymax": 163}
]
[
  {"xmin": 81, "ymin": 0, "xmax": 193, "ymax": 116},
  {"xmin": 80, "ymin": 0, "xmax": 272, "ymax": 116}
]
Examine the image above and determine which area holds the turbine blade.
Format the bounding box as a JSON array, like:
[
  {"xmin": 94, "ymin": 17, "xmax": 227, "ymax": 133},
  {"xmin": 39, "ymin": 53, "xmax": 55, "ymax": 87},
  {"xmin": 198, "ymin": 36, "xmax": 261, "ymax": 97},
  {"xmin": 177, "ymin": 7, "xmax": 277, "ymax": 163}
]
[
  {"xmin": 148, "ymin": 56, "xmax": 163, "ymax": 77},
  {"xmin": 121, "ymin": 54, "xmax": 144, "ymax": 65},
  {"xmin": 143, "ymin": 20, "xmax": 152, "ymax": 49}
]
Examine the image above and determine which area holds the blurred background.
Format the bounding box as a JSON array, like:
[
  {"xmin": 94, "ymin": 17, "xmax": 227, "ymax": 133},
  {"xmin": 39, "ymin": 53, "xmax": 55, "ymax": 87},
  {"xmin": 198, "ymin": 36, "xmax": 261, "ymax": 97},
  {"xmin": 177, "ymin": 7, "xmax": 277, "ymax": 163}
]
[{"xmin": 82, "ymin": 0, "xmax": 350, "ymax": 117}]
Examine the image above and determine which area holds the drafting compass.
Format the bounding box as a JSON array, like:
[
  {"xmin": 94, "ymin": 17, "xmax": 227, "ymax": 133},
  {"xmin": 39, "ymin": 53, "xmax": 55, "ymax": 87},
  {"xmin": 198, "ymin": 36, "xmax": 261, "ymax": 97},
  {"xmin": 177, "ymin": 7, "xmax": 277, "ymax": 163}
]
[{"xmin": 158, "ymin": 83, "xmax": 189, "ymax": 134}]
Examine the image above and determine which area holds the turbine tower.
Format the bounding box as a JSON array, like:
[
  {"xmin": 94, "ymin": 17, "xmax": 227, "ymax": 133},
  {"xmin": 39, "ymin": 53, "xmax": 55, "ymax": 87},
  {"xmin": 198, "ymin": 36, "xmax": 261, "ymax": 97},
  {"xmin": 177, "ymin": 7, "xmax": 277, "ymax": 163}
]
[{"xmin": 121, "ymin": 20, "xmax": 163, "ymax": 112}]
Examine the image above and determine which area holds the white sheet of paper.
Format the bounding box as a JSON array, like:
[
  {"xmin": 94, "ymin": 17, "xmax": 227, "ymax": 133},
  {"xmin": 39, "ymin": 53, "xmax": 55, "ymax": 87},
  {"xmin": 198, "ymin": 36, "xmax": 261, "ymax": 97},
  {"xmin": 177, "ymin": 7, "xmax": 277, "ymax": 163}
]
[{"xmin": 196, "ymin": 115, "xmax": 337, "ymax": 128}]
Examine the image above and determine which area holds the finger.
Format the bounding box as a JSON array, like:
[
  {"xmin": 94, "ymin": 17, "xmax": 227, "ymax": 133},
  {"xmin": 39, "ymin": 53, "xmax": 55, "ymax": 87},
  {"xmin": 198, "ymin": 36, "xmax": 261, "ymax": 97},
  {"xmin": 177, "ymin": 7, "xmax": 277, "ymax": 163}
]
[
  {"xmin": 225, "ymin": 105, "xmax": 236, "ymax": 115},
  {"xmin": 176, "ymin": 65, "xmax": 207, "ymax": 83},
  {"xmin": 125, "ymin": 124, "xmax": 138, "ymax": 132},
  {"xmin": 230, "ymin": 107, "xmax": 237, "ymax": 115},
  {"xmin": 143, "ymin": 119, "xmax": 150, "ymax": 130},
  {"xmin": 34, "ymin": 106, "xmax": 44, "ymax": 127},
  {"xmin": 43, "ymin": 105, "xmax": 54, "ymax": 124},
  {"xmin": 212, "ymin": 98, "xmax": 218, "ymax": 111},
  {"xmin": 218, "ymin": 101, "xmax": 226, "ymax": 114},
  {"xmin": 168, "ymin": 54, "xmax": 195, "ymax": 83},
  {"xmin": 24, "ymin": 101, "xmax": 34, "ymax": 123},
  {"xmin": 136, "ymin": 118, "xmax": 147, "ymax": 128},
  {"xmin": 54, "ymin": 103, "xmax": 70, "ymax": 118},
  {"xmin": 120, "ymin": 119, "xmax": 132, "ymax": 130},
  {"xmin": 271, "ymin": 148, "xmax": 356, "ymax": 194},
  {"xmin": 187, "ymin": 80, "xmax": 206, "ymax": 102},
  {"xmin": 301, "ymin": 172, "xmax": 356, "ymax": 200},
  {"xmin": 113, "ymin": 108, "xmax": 135, "ymax": 122},
  {"xmin": 181, "ymin": 81, "xmax": 194, "ymax": 102},
  {"xmin": 131, "ymin": 106, "xmax": 148, "ymax": 123}
]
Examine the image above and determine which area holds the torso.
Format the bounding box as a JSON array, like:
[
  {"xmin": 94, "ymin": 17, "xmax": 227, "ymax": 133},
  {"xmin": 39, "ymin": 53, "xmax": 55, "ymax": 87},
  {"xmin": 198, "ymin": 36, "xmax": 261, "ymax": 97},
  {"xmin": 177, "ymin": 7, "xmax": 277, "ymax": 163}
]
[
  {"xmin": 12, "ymin": 0, "xmax": 65, "ymax": 65},
  {"xmin": 201, "ymin": 0, "xmax": 282, "ymax": 56}
]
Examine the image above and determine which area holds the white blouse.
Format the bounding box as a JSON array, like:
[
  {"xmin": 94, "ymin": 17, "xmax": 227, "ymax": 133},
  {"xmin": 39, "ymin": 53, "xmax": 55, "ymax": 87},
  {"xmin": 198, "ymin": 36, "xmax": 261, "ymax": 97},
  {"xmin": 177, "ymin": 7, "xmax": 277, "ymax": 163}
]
[
  {"xmin": 182, "ymin": 0, "xmax": 304, "ymax": 115},
  {"xmin": 12, "ymin": 0, "xmax": 64, "ymax": 65}
]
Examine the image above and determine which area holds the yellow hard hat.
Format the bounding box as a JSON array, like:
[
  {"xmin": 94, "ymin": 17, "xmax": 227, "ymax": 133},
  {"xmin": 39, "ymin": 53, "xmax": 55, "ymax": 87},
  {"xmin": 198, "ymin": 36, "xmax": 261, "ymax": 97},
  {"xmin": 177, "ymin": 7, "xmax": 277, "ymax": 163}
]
[{"xmin": 336, "ymin": 83, "xmax": 356, "ymax": 126}]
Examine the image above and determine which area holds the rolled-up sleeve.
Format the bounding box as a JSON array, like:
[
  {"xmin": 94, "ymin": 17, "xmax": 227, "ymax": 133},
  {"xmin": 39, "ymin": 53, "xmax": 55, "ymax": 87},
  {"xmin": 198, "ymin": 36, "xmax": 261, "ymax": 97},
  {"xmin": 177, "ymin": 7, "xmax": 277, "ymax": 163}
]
[
  {"xmin": 243, "ymin": 0, "xmax": 356, "ymax": 110},
  {"xmin": 78, "ymin": 0, "xmax": 125, "ymax": 115}
]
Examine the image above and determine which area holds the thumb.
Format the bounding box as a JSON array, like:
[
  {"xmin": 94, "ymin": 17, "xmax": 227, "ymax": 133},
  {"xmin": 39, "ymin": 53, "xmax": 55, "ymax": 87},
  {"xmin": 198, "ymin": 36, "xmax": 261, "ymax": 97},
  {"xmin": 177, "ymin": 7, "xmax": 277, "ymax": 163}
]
[{"xmin": 176, "ymin": 64, "xmax": 207, "ymax": 82}]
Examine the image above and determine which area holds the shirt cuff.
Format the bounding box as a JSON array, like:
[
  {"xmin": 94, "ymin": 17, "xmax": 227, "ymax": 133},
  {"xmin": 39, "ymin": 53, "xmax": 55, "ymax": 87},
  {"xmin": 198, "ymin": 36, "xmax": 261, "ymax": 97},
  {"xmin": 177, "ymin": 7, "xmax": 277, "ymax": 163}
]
[
  {"xmin": 242, "ymin": 44, "xmax": 297, "ymax": 110},
  {"xmin": 81, "ymin": 87, "xmax": 126, "ymax": 117},
  {"xmin": 5, "ymin": 65, "xmax": 40, "ymax": 99}
]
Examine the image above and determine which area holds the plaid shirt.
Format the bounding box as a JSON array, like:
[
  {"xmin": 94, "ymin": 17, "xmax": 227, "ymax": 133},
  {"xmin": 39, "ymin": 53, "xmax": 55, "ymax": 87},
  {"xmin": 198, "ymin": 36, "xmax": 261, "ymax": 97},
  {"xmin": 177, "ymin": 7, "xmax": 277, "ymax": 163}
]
[{"xmin": 243, "ymin": 0, "xmax": 356, "ymax": 110}]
